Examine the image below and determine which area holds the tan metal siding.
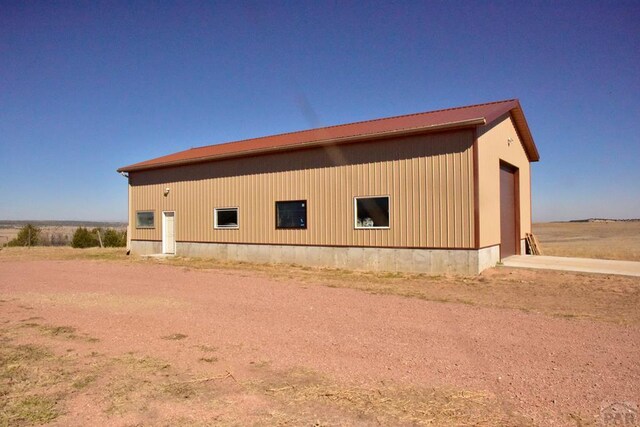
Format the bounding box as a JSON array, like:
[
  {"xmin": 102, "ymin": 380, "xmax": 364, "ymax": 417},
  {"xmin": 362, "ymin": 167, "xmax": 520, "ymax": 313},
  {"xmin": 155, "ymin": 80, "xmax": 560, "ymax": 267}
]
[
  {"xmin": 477, "ymin": 114, "xmax": 532, "ymax": 247},
  {"xmin": 129, "ymin": 130, "xmax": 475, "ymax": 248}
]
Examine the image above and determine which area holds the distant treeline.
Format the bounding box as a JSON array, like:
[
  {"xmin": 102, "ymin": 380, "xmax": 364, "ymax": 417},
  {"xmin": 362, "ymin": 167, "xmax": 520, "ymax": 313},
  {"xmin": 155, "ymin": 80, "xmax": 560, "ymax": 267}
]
[
  {"xmin": 5, "ymin": 224, "xmax": 126, "ymax": 248},
  {"xmin": 569, "ymin": 218, "xmax": 640, "ymax": 223},
  {"xmin": 0, "ymin": 220, "xmax": 127, "ymax": 228}
]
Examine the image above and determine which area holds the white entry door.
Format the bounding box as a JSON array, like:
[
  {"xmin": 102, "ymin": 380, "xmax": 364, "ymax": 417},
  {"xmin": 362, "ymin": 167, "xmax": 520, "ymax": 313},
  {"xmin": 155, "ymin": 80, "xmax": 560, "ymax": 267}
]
[{"xmin": 162, "ymin": 211, "xmax": 175, "ymax": 254}]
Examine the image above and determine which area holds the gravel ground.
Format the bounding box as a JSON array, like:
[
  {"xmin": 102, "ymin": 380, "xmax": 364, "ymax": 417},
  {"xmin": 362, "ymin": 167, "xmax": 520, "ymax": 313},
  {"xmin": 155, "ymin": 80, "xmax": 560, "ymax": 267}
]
[{"xmin": 1, "ymin": 259, "xmax": 638, "ymax": 426}]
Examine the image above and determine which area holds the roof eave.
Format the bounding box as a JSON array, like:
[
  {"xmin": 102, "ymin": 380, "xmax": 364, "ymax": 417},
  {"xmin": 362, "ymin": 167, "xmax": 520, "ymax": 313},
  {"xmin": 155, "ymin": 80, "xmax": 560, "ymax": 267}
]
[
  {"xmin": 510, "ymin": 102, "xmax": 540, "ymax": 162},
  {"xmin": 117, "ymin": 117, "xmax": 487, "ymax": 173}
]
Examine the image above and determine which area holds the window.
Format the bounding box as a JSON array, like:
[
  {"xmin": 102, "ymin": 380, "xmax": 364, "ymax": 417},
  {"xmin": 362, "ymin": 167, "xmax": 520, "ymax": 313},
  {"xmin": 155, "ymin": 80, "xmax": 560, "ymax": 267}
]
[
  {"xmin": 354, "ymin": 196, "xmax": 390, "ymax": 228},
  {"xmin": 276, "ymin": 200, "xmax": 307, "ymax": 229},
  {"xmin": 136, "ymin": 211, "xmax": 155, "ymax": 228},
  {"xmin": 214, "ymin": 208, "xmax": 239, "ymax": 229}
]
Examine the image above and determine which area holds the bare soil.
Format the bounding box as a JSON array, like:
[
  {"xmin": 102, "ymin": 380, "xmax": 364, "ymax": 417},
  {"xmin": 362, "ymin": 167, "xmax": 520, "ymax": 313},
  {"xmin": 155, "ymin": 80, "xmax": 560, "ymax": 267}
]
[{"xmin": 1, "ymin": 249, "xmax": 639, "ymax": 426}]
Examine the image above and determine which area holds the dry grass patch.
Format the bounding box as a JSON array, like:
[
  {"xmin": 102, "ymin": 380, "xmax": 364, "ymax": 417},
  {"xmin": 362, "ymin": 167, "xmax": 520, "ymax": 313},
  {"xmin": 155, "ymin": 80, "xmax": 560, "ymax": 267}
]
[
  {"xmin": 99, "ymin": 352, "xmax": 243, "ymax": 420},
  {"xmin": 0, "ymin": 247, "xmax": 131, "ymax": 262},
  {"xmin": 0, "ymin": 317, "xmax": 536, "ymax": 426},
  {"xmin": 38, "ymin": 325, "xmax": 77, "ymax": 338},
  {"xmin": 11, "ymin": 291, "xmax": 185, "ymax": 312},
  {"xmin": 1, "ymin": 321, "xmax": 212, "ymax": 424},
  {"xmin": 0, "ymin": 335, "xmax": 68, "ymax": 426},
  {"xmin": 0, "ymin": 318, "xmax": 233, "ymax": 424},
  {"xmin": 246, "ymin": 367, "xmax": 532, "ymax": 426},
  {"xmin": 103, "ymin": 353, "xmax": 173, "ymax": 415},
  {"xmin": 19, "ymin": 321, "xmax": 99, "ymax": 342},
  {"xmin": 161, "ymin": 333, "xmax": 188, "ymax": 341},
  {"xmin": 1, "ymin": 395, "xmax": 60, "ymax": 427},
  {"xmin": 534, "ymin": 221, "xmax": 640, "ymax": 261},
  {"xmin": 71, "ymin": 374, "xmax": 98, "ymax": 390}
]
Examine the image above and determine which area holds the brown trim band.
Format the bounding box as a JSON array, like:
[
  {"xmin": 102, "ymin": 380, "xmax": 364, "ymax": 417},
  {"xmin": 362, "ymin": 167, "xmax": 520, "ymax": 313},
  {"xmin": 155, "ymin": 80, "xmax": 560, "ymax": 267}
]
[
  {"xmin": 514, "ymin": 166, "xmax": 521, "ymax": 254},
  {"xmin": 131, "ymin": 239, "xmax": 484, "ymax": 251},
  {"xmin": 472, "ymin": 127, "xmax": 480, "ymax": 249},
  {"xmin": 477, "ymin": 244, "xmax": 500, "ymax": 250},
  {"xmin": 176, "ymin": 241, "xmax": 479, "ymax": 250},
  {"xmin": 529, "ymin": 165, "xmax": 533, "ymax": 236}
]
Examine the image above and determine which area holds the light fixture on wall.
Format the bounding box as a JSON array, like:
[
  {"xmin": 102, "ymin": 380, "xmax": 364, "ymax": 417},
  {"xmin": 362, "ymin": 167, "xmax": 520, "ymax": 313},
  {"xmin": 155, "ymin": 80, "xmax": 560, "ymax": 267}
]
[
  {"xmin": 507, "ymin": 137, "xmax": 513, "ymax": 146},
  {"xmin": 164, "ymin": 187, "xmax": 170, "ymax": 197}
]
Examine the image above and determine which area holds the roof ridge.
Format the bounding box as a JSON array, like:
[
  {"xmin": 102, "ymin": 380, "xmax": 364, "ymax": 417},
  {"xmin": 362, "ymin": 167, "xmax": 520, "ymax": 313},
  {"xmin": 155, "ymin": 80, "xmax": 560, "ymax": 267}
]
[{"xmin": 188, "ymin": 98, "xmax": 518, "ymax": 152}]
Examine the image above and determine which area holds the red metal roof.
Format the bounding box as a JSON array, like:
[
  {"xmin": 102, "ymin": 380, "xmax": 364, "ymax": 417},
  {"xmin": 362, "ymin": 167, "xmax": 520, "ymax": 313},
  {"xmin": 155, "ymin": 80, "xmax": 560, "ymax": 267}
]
[{"xmin": 118, "ymin": 99, "xmax": 539, "ymax": 173}]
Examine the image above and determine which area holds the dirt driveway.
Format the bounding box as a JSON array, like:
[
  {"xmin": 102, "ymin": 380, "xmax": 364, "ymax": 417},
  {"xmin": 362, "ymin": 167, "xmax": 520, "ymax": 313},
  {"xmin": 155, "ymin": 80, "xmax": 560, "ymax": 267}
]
[{"xmin": 1, "ymin": 253, "xmax": 639, "ymax": 426}]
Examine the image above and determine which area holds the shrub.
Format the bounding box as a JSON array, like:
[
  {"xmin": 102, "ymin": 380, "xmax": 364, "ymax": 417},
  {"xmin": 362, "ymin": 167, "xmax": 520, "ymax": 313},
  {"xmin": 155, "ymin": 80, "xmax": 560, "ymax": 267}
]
[
  {"xmin": 8, "ymin": 224, "xmax": 41, "ymax": 247},
  {"xmin": 71, "ymin": 227, "xmax": 99, "ymax": 248},
  {"xmin": 50, "ymin": 232, "xmax": 70, "ymax": 246},
  {"xmin": 40, "ymin": 232, "xmax": 70, "ymax": 247},
  {"xmin": 103, "ymin": 229, "xmax": 127, "ymax": 247},
  {"xmin": 38, "ymin": 232, "xmax": 51, "ymax": 246}
]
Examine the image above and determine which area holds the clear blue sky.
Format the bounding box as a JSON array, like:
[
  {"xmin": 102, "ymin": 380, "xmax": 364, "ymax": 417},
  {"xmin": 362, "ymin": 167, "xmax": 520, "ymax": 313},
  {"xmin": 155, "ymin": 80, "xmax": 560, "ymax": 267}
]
[{"xmin": 1, "ymin": 1, "xmax": 638, "ymax": 222}]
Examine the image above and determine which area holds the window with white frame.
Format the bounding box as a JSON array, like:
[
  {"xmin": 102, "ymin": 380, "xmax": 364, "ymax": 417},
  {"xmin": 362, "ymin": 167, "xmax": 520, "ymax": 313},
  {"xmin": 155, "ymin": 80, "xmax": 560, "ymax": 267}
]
[
  {"xmin": 136, "ymin": 211, "xmax": 155, "ymax": 229},
  {"xmin": 354, "ymin": 196, "xmax": 390, "ymax": 228},
  {"xmin": 214, "ymin": 208, "xmax": 239, "ymax": 229}
]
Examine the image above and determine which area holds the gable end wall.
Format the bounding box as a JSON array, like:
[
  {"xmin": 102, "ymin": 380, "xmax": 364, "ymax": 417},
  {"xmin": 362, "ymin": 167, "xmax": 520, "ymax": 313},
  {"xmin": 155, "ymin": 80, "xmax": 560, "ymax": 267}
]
[{"xmin": 477, "ymin": 114, "xmax": 532, "ymax": 249}]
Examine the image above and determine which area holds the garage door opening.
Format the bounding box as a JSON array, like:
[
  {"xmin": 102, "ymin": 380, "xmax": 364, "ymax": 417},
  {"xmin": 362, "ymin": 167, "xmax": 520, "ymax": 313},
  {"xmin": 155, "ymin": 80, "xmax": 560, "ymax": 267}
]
[{"xmin": 500, "ymin": 162, "xmax": 520, "ymax": 258}]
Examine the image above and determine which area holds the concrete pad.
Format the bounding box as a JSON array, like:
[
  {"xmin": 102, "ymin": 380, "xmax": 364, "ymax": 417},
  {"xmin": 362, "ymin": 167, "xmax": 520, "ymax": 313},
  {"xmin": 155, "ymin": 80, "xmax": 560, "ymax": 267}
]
[
  {"xmin": 140, "ymin": 253, "xmax": 174, "ymax": 259},
  {"xmin": 502, "ymin": 255, "xmax": 640, "ymax": 277}
]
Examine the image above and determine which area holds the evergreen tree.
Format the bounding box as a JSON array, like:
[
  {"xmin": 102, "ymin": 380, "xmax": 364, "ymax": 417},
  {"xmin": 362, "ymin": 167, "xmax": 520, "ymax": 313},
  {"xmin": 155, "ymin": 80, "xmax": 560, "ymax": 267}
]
[
  {"xmin": 7, "ymin": 224, "xmax": 41, "ymax": 247},
  {"xmin": 71, "ymin": 227, "xmax": 99, "ymax": 248},
  {"xmin": 103, "ymin": 229, "xmax": 127, "ymax": 247}
]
